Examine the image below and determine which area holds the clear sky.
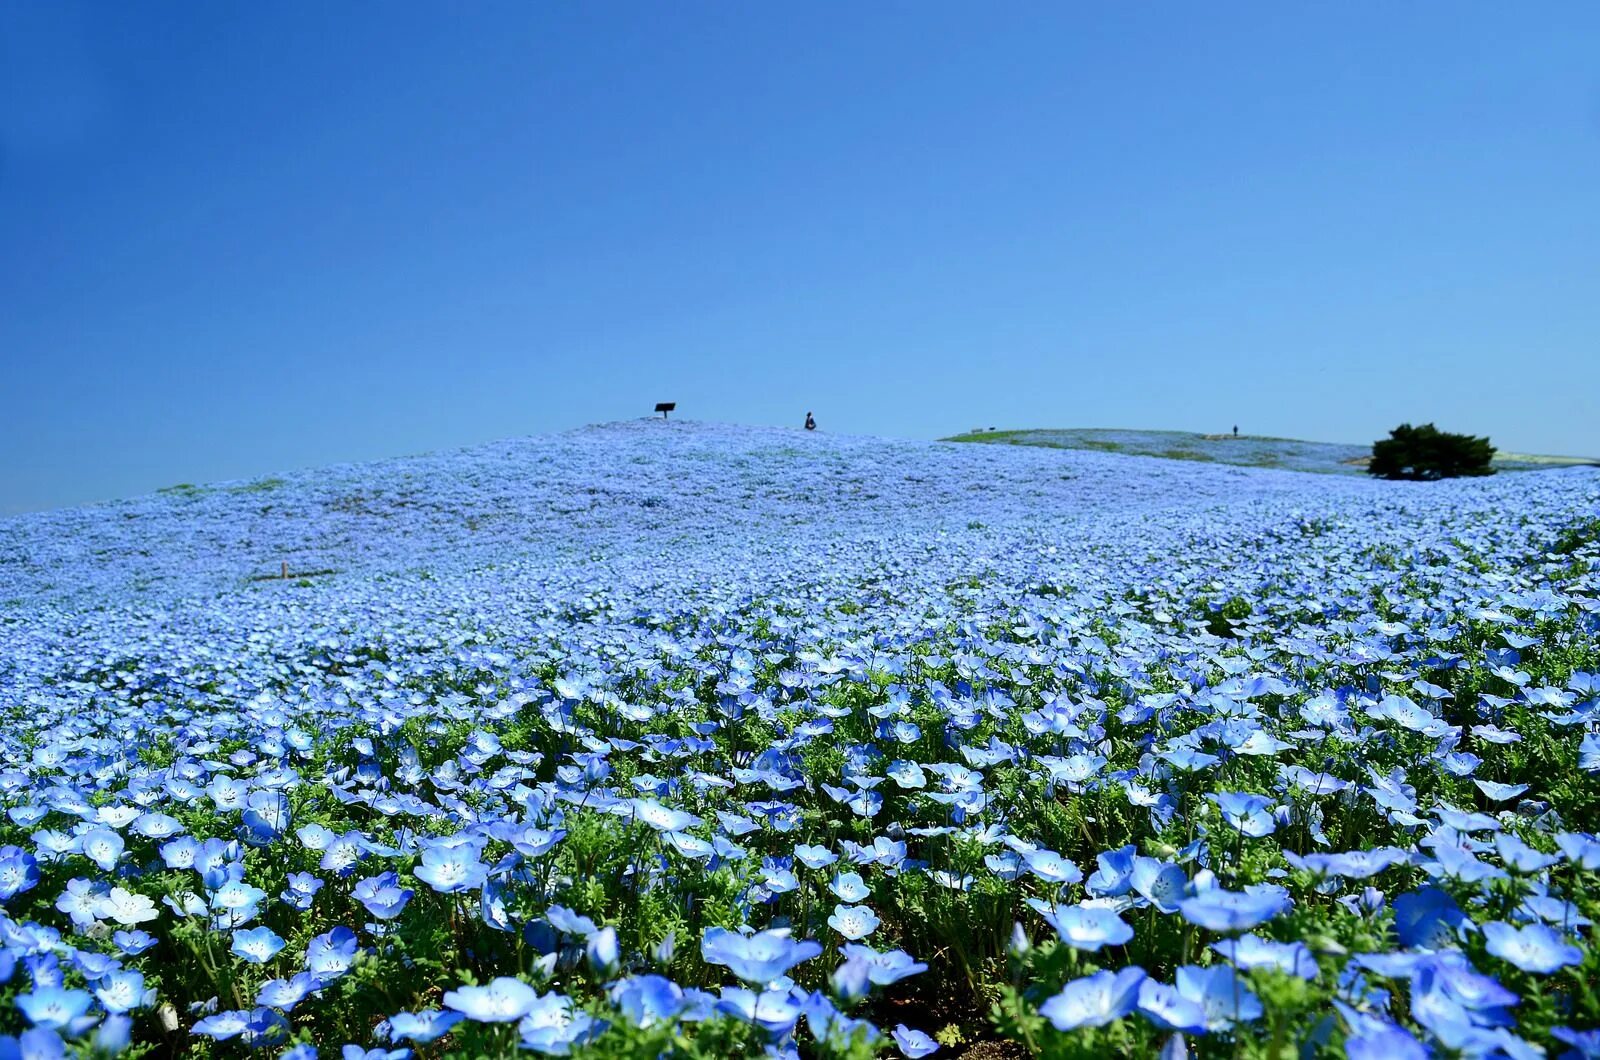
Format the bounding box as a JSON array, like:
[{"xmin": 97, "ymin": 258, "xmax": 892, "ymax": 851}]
[{"xmin": 4, "ymin": 3, "xmax": 1598, "ymax": 513}]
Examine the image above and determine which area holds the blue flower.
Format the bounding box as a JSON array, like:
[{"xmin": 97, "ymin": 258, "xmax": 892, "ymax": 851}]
[
  {"xmin": 830, "ymin": 871, "xmax": 870, "ymax": 903},
  {"xmin": 1038, "ymin": 967, "xmax": 1146, "ymax": 1030},
  {"xmin": 1210, "ymin": 792, "xmax": 1278, "ymax": 837},
  {"xmin": 306, "ymin": 927, "xmax": 360, "ymax": 982},
  {"xmin": 701, "ymin": 927, "xmax": 822, "ymax": 985},
  {"xmin": 827, "ymin": 904, "xmax": 881, "ymax": 940},
  {"xmin": 610, "ymin": 975, "xmax": 684, "ymax": 1029},
  {"xmin": 79, "ymin": 829, "xmax": 124, "ymax": 872},
  {"xmin": 1136, "ymin": 978, "xmax": 1208, "ymax": 1033},
  {"xmin": 1177, "ymin": 886, "xmax": 1289, "ymax": 933},
  {"xmin": 443, "ymin": 977, "xmax": 539, "ymax": 1022},
  {"xmin": 1174, "ymin": 965, "xmax": 1262, "ymax": 1030},
  {"xmin": 545, "ymin": 905, "xmax": 599, "ymax": 939},
  {"xmin": 838, "ymin": 944, "xmax": 929, "ymax": 985},
  {"xmin": 1027, "ymin": 900, "xmax": 1133, "ymax": 951},
  {"xmin": 0, "ymin": 850, "xmax": 40, "ymax": 900},
  {"xmin": 354, "ymin": 872, "xmax": 414, "ymax": 920},
  {"xmin": 413, "ymin": 844, "xmax": 489, "ymax": 894},
  {"xmin": 1211, "ymin": 935, "xmax": 1318, "ymax": 979},
  {"xmin": 15, "ymin": 987, "xmax": 92, "ymax": 1029},
  {"xmin": 586, "ymin": 927, "xmax": 620, "ymax": 975},
  {"xmin": 1392, "ymin": 886, "xmax": 1468, "ymax": 949},
  {"xmin": 1482, "ymin": 921, "xmax": 1583, "ymax": 974},
  {"xmin": 386, "ymin": 1009, "xmax": 464, "ymax": 1043},
  {"xmin": 892, "ymin": 1024, "xmax": 940, "ymax": 1058},
  {"xmin": 1345, "ymin": 1024, "xmax": 1429, "ymax": 1060},
  {"xmin": 232, "ymin": 926, "xmax": 287, "ymax": 964},
  {"xmin": 518, "ymin": 991, "xmax": 600, "ymax": 1053}
]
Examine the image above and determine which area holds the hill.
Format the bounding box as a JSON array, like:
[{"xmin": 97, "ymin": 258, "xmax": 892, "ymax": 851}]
[{"xmin": 0, "ymin": 419, "xmax": 1598, "ymax": 1056}]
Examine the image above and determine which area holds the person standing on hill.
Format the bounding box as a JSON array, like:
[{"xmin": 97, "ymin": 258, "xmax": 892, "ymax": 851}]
[{"xmin": 804, "ymin": 412, "xmax": 816, "ymax": 431}]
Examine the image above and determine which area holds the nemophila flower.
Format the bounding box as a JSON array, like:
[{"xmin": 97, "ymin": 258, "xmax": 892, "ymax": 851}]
[
  {"xmin": 55, "ymin": 878, "xmax": 106, "ymax": 928},
  {"xmin": 1285, "ymin": 847, "xmax": 1409, "ymax": 880},
  {"xmin": 1131, "ymin": 856, "xmax": 1188, "ymax": 913},
  {"xmin": 0, "ymin": 849, "xmax": 40, "ymax": 899},
  {"xmin": 387, "ymin": 1009, "xmax": 464, "ymax": 1043},
  {"xmin": 160, "ymin": 836, "xmax": 199, "ymax": 870},
  {"xmin": 112, "ymin": 930, "xmax": 156, "ymax": 955},
  {"xmin": 1556, "ymin": 832, "xmax": 1600, "ymax": 870},
  {"xmin": 0, "ymin": 1026, "xmax": 65, "ymax": 1060},
  {"xmin": 92, "ymin": 1013, "xmax": 133, "ymax": 1056},
  {"xmin": 240, "ymin": 792, "xmax": 291, "ymax": 845},
  {"xmin": 831, "ymin": 957, "xmax": 872, "ymax": 1003},
  {"xmin": 1494, "ymin": 834, "xmax": 1561, "ymax": 874},
  {"xmin": 16, "ymin": 987, "xmax": 92, "ymax": 1029},
  {"xmin": 20, "ymin": 956, "xmax": 59, "ymax": 996},
  {"xmin": 830, "ymin": 871, "xmax": 870, "ymax": 902},
  {"xmin": 838, "ymin": 944, "xmax": 928, "ymax": 985},
  {"xmin": 319, "ymin": 832, "xmax": 369, "ymax": 877},
  {"xmin": 586, "ymin": 927, "xmax": 620, "ymax": 975},
  {"xmin": 1027, "ymin": 900, "xmax": 1133, "ymax": 951},
  {"xmin": 1136, "ymin": 978, "xmax": 1208, "ymax": 1034},
  {"xmin": 610, "ymin": 975, "xmax": 684, "ymax": 1029},
  {"xmin": 232, "ymin": 926, "xmax": 287, "ymax": 964},
  {"xmin": 354, "ymin": 872, "xmax": 413, "ymax": 920},
  {"xmin": 94, "ymin": 969, "xmax": 153, "ymax": 1013},
  {"xmin": 30, "ymin": 831, "xmax": 76, "ymax": 864},
  {"xmin": 1344, "ymin": 1023, "xmax": 1429, "ymax": 1060},
  {"xmin": 1175, "ymin": 965, "xmax": 1263, "ymax": 1031},
  {"xmin": 130, "ymin": 812, "xmax": 183, "ymax": 839},
  {"xmin": 78, "ymin": 829, "xmax": 124, "ymax": 872},
  {"xmin": 1210, "ymin": 792, "xmax": 1278, "ymax": 837},
  {"xmin": 1178, "ymin": 886, "xmax": 1289, "ymax": 933},
  {"xmin": 444, "ymin": 976, "xmax": 538, "ymax": 1022},
  {"xmin": 701, "ymin": 927, "xmax": 822, "ymax": 985},
  {"xmin": 1482, "ymin": 921, "xmax": 1583, "ymax": 974},
  {"xmin": 1021, "ymin": 848, "xmax": 1083, "ymax": 887},
  {"xmin": 257, "ymin": 972, "xmax": 320, "ymax": 1012},
  {"xmin": 97, "ymin": 887, "xmax": 159, "ymax": 926},
  {"xmin": 281, "ymin": 872, "xmax": 324, "ymax": 910},
  {"xmin": 1038, "ymin": 967, "xmax": 1147, "ymax": 1031},
  {"xmin": 341, "ymin": 1045, "xmax": 406, "ymax": 1060},
  {"xmin": 546, "ymin": 905, "xmax": 599, "ymax": 939},
  {"xmin": 1211, "ymin": 935, "xmax": 1318, "ymax": 979},
  {"xmin": 717, "ymin": 985, "xmax": 806, "ymax": 1035},
  {"xmin": 1086, "ymin": 845, "xmax": 1137, "ymax": 897},
  {"xmin": 306, "ymin": 927, "xmax": 360, "ymax": 982},
  {"xmin": 1392, "ymin": 886, "xmax": 1468, "ymax": 949},
  {"xmin": 627, "ymin": 798, "xmax": 703, "ymax": 833},
  {"xmin": 1552, "ymin": 1026, "xmax": 1600, "ymax": 1059},
  {"xmin": 71, "ymin": 948, "xmax": 118, "ymax": 980},
  {"xmin": 827, "ymin": 904, "xmax": 881, "ymax": 940},
  {"xmin": 518, "ymin": 991, "xmax": 600, "ymax": 1053},
  {"xmin": 892, "ymin": 1024, "xmax": 940, "ymax": 1058},
  {"xmin": 413, "ymin": 845, "xmax": 489, "ymax": 894}
]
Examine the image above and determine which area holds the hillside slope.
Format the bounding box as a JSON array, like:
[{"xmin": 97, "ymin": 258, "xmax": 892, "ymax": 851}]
[{"xmin": 2, "ymin": 420, "xmax": 1385, "ymax": 607}]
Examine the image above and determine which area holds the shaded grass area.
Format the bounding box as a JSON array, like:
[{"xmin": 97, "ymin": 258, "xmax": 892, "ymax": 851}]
[{"xmin": 944, "ymin": 428, "xmax": 1598, "ymax": 476}]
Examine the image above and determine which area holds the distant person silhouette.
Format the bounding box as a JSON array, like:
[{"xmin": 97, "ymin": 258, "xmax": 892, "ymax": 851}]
[
  {"xmin": 804, "ymin": 412, "xmax": 816, "ymax": 431},
  {"xmin": 1232, "ymin": 425, "xmax": 1238, "ymax": 438}
]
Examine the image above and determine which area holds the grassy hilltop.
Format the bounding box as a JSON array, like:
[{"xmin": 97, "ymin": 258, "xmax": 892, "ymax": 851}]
[{"xmin": 944, "ymin": 426, "xmax": 1599, "ymax": 476}]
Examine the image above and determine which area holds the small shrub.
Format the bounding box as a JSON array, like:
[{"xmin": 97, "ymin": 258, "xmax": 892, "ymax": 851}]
[{"xmin": 1367, "ymin": 422, "xmax": 1494, "ymax": 480}]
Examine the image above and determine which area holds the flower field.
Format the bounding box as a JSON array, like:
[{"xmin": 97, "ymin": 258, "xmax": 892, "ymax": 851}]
[{"xmin": 1, "ymin": 420, "xmax": 1597, "ymax": 1059}]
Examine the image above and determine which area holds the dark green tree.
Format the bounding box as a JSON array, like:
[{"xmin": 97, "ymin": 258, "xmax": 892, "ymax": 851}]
[{"xmin": 1368, "ymin": 422, "xmax": 1495, "ymax": 480}]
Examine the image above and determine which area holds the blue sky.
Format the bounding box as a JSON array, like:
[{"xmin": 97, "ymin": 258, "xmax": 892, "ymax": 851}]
[{"xmin": 3, "ymin": 3, "xmax": 1597, "ymax": 513}]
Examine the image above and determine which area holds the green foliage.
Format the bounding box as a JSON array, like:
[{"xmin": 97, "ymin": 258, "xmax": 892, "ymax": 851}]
[{"xmin": 1367, "ymin": 422, "xmax": 1495, "ymax": 480}]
